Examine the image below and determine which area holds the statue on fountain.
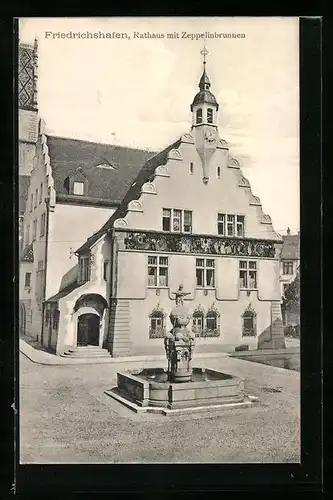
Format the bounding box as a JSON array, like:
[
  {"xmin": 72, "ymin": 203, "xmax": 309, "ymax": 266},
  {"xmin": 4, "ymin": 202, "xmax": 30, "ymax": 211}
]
[{"xmin": 164, "ymin": 284, "xmax": 195, "ymax": 383}]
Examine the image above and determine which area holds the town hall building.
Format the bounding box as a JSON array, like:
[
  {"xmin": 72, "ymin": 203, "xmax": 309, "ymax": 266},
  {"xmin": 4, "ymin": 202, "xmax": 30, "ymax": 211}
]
[{"xmin": 19, "ymin": 47, "xmax": 286, "ymax": 357}]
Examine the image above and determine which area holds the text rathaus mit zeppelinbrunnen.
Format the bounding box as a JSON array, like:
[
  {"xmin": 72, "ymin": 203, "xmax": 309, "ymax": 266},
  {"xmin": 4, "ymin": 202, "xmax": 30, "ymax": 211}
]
[{"xmin": 44, "ymin": 31, "xmax": 246, "ymax": 40}]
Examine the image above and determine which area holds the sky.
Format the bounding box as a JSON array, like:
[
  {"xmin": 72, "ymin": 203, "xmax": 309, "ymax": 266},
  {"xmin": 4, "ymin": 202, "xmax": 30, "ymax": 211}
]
[{"xmin": 19, "ymin": 17, "xmax": 300, "ymax": 234}]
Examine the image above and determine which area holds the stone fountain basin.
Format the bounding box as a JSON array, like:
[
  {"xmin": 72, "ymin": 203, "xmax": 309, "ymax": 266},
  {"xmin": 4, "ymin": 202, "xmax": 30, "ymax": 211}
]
[{"xmin": 116, "ymin": 368, "xmax": 245, "ymax": 410}]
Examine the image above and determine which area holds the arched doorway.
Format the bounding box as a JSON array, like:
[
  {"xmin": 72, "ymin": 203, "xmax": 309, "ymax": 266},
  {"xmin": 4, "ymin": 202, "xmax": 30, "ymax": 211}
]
[
  {"xmin": 77, "ymin": 313, "xmax": 100, "ymax": 346},
  {"xmin": 19, "ymin": 303, "xmax": 26, "ymax": 335}
]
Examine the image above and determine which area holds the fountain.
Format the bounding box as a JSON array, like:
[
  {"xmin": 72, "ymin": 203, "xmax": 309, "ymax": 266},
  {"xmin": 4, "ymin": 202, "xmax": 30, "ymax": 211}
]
[{"xmin": 106, "ymin": 286, "xmax": 257, "ymax": 415}]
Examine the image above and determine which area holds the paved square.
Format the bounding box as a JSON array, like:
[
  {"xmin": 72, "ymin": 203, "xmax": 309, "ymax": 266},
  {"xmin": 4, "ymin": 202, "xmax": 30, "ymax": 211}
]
[{"xmin": 20, "ymin": 353, "xmax": 300, "ymax": 463}]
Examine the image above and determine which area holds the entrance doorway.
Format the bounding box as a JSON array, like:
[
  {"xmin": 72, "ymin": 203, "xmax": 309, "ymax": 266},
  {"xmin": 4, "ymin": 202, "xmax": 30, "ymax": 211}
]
[{"xmin": 77, "ymin": 313, "xmax": 100, "ymax": 346}]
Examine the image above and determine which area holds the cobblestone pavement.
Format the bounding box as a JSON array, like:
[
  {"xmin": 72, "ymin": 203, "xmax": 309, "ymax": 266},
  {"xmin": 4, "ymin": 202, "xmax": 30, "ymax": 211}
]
[{"xmin": 19, "ymin": 353, "xmax": 300, "ymax": 464}]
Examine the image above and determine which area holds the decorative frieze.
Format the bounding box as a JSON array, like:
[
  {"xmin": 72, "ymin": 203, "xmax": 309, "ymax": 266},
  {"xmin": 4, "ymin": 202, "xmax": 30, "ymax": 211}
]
[{"xmin": 118, "ymin": 230, "xmax": 277, "ymax": 258}]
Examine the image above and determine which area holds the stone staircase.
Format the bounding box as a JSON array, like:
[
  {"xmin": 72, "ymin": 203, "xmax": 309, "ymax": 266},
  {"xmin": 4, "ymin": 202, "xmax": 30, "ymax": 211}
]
[{"xmin": 61, "ymin": 346, "xmax": 111, "ymax": 358}]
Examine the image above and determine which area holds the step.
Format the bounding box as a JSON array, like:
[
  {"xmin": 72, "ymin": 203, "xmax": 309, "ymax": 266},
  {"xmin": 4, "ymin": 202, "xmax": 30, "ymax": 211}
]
[{"xmin": 63, "ymin": 351, "xmax": 111, "ymax": 358}]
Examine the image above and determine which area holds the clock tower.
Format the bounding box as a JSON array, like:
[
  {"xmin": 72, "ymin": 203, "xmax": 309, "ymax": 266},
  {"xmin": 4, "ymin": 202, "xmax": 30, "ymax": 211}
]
[{"xmin": 191, "ymin": 46, "xmax": 220, "ymax": 183}]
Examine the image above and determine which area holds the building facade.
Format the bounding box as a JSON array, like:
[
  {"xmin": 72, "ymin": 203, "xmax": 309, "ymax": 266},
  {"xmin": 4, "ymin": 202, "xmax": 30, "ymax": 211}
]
[
  {"xmin": 38, "ymin": 60, "xmax": 286, "ymax": 357},
  {"xmin": 19, "ymin": 130, "xmax": 154, "ymax": 341},
  {"xmin": 279, "ymin": 228, "xmax": 300, "ymax": 298}
]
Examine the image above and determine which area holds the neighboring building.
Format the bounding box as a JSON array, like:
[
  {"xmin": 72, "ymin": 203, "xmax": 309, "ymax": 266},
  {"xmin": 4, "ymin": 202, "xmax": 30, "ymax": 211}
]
[
  {"xmin": 279, "ymin": 228, "xmax": 300, "ymax": 298},
  {"xmin": 19, "ymin": 131, "xmax": 155, "ymax": 341},
  {"xmin": 18, "ymin": 40, "xmax": 39, "ymax": 245},
  {"xmin": 37, "ymin": 57, "xmax": 286, "ymax": 357}
]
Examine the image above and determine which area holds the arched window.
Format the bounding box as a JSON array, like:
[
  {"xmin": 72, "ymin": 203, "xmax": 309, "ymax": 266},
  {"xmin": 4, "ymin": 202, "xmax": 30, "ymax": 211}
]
[
  {"xmin": 207, "ymin": 108, "xmax": 213, "ymax": 124},
  {"xmin": 196, "ymin": 108, "xmax": 203, "ymax": 124},
  {"xmin": 204, "ymin": 304, "xmax": 220, "ymax": 337},
  {"xmin": 149, "ymin": 304, "xmax": 166, "ymax": 338},
  {"xmin": 192, "ymin": 305, "xmax": 205, "ymax": 337},
  {"xmin": 242, "ymin": 304, "xmax": 257, "ymax": 336}
]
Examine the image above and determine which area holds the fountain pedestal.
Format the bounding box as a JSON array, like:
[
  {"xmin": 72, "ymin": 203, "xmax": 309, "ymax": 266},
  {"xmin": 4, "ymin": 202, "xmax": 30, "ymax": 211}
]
[{"xmin": 164, "ymin": 301, "xmax": 195, "ymax": 383}]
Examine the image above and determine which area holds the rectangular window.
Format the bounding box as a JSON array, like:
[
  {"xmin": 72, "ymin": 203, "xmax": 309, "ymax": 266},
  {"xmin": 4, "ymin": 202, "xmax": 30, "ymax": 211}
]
[
  {"xmin": 173, "ymin": 209, "xmax": 182, "ymax": 232},
  {"xmin": 207, "ymin": 108, "xmax": 213, "ymax": 123},
  {"xmin": 196, "ymin": 258, "xmax": 215, "ymax": 288},
  {"xmin": 217, "ymin": 213, "xmax": 245, "ymax": 237},
  {"xmin": 239, "ymin": 260, "xmax": 257, "ymax": 289},
  {"xmin": 217, "ymin": 213, "xmax": 225, "ymax": 235},
  {"xmin": 189, "ymin": 162, "xmax": 194, "ymax": 174},
  {"xmin": 32, "ymin": 220, "xmax": 37, "ymax": 241},
  {"xmin": 40, "ymin": 213, "xmax": 46, "ymax": 237},
  {"xmin": 227, "ymin": 214, "xmax": 235, "ymax": 236},
  {"xmin": 73, "ymin": 181, "xmax": 84, "ymax": 195},
  {"xmin": 183, "ymin": 211, "xmax": 192, "ymax": 233},
  {"xmin": 24, "ymin": 272, "xmax": 31, "ymax": 288},
  {"xmin": 30, "ymin": 194, "xmax": 33, "ymax": 212},
  {"xmin": 79, "ymin": 256, "xmax": 91, "ymax": 283},
  {"xmin": 217, "ymin": 166, "xmax": 221, "ymax": 178},
  {"xmin": 34, "ymin": 189, "xmax": 38, "ymax": 208},
  {"xmin": 196, "ymin": 108, "xmax": 202, "ymax": 124},
  {"xmin": 283, "ymin": 261, "xmax": 293, "ymax": 275},
  {"xmin": 236, "ymin": 215, "xmax": 245, "ymax": 237},
  {"xmin": 162, "ymin": 208, "xmax": 171, "ymax": 231},
  {"xmin": 148, "ymin": 255, "xmax": 169, "ymax": 287},
  {"xmin": 162, "ymin": 209, "xmax": 193, "ymax": 233},
  {"xmin": 103, "ymin": 260, "xmax": 109, "ymax": 281},
  {"xmin": 39, "ymin": 184, "xmax": 43, "ymax": 204}
]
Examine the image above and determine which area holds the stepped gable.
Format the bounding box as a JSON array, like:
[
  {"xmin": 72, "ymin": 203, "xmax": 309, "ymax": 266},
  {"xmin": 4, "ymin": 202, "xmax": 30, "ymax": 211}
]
[
  {"xmin": 46, "ymin": 135, "xmax": 157, "ymax": 205},
  {"xmin": 76, "ymin": 137, "xmax": 182, "ymax": 254}
]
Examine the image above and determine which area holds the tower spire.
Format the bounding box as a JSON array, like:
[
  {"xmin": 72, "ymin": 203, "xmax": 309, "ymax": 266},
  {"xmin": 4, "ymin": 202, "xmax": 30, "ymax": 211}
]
[{"xmin": 199, "ymin": 42, "xmax": 210, "ymax": 91}]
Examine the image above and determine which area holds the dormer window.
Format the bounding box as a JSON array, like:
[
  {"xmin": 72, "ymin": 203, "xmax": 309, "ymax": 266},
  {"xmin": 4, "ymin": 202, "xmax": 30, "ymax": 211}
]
[
  {"xmin": 196, "ymin": 108, "xmax": 203, "ymax": 124},
  {"xmin": 207, "ymin": 108, "xmax": 213, "ymax": 124},
  {"xmin": 73, "ymin": 181, "xmax": 85, "ymax": 195},
  {"xmin": 65, "ymin": 167, "xmax": 88, "ymax": 197}
]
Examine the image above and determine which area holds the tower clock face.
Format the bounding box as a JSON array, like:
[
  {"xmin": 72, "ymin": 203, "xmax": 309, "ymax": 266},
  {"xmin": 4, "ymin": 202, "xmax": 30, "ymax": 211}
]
[{"xmin": 204, "ymin": 127, "xmax": 216, "ymax": 143}]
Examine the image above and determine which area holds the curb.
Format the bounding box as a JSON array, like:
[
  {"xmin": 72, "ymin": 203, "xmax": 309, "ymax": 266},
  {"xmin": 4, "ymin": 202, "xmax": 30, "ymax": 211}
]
[{"xmin": 19, "ymin": 338, "xmax": 229, "ymax": 366}]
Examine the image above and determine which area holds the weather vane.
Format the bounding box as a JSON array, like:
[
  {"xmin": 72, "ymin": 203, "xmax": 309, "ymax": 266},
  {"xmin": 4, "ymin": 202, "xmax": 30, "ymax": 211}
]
[{"xmin": 200, "ymin": 40, "xmax": 209, "ymax": 65}]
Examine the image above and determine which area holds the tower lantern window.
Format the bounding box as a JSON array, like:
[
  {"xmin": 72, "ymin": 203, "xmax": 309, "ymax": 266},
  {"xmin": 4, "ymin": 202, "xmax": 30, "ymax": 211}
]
[
  {"xmin": 207, "ymin": 108, "xmax": 213, "ymax": 123},
  {"xmin": 196, "ymin": 108, "xmax": 203, "ymax": 124}
]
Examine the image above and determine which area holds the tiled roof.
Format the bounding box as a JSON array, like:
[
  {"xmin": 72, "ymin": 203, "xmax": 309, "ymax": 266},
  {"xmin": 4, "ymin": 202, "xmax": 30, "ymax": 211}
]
[
  {"xmin": 46, "ymin": 135, "xmax": 157, "ymax": 205},
  {"xmin": 76, "ymin": 137, "xmax": 182, "ymax": 254},
  {"xmin": 281, "ymin": 234, "xmax": 300, "ymax": 260},
  {"xmin": 19, "ymin": 175, "xmax": 31, "ymax": 214},
  {"xmin": 21, "ymin": 243, "xmax": 34, "ymax": 262}
]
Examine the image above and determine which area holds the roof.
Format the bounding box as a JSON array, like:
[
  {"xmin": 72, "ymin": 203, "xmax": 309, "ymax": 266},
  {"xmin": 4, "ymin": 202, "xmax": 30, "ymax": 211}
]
[
  {"xmin": 21, "ymin": 243, "xmax": 34, "ymax": 262},
  {"xmin": 46, "ymin": 281, "xmax": 82, "ymax": 303},
  {"xmin": 281, "ymin": 234, "xmax": 300, "ymax": 260},
  {"xmin": 19, "ymin": 175, "xmax": 30, "ymax": 214},
  {"xmin": 76, "ymin": 137, "xmax": 182, "ymax": 254},
  {"xmin": 59, "ymin": 264, "xmax": 79, "ymax": 292},
  {"xmin": 46, "ymin": 135, "xmax": 157, "ymax": 205},
  {"xmin": 191, "ymin": 90, "xmax": 218, "ymax": 110}
]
